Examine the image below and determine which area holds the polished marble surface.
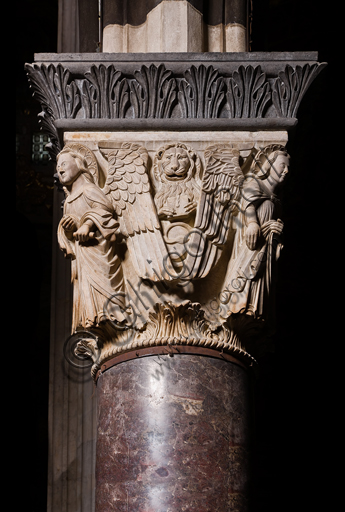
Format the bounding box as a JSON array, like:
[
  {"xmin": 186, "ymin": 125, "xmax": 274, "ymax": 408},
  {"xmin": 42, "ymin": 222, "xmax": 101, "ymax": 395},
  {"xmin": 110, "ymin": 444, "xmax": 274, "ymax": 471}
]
[{"xmin": 96, "ymin": 354, "xmax": 251, "ymax": 511}]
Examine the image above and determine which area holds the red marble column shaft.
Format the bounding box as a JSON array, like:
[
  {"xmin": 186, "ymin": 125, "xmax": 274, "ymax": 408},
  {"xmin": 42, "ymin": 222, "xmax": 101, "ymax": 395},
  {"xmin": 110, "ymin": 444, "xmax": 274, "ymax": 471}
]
[{"xmin": 95, "ymin": 352, "xmax": 252, "ymax": 511}]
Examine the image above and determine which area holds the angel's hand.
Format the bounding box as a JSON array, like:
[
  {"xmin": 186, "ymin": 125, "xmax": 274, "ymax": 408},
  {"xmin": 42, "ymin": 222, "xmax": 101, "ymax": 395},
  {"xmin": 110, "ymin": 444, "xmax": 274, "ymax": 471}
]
[
  {"xmin": 246, "ymin": 222, "xmax": 260, "ymax": 250},
  {"xmin": 269, "ymin": 220, "xmax": 284, "ymax": 235},
  {"xmin": 73, "ymin": 223, "xmax": 93, "ymax": 242},
  {"xmin": 61, "ymin": 215, "xmax": 78, "ymax": 232},
  {"xmin": 261, "ymin": 219, "xmax": 284, "ymax": 239},
  {"xmin": 184, "ymin": 201, "xmax": 197, "ymax": 214},
  {"xmin": 158, "ymin": 207, "xmax": 175, "ymax": 219}
]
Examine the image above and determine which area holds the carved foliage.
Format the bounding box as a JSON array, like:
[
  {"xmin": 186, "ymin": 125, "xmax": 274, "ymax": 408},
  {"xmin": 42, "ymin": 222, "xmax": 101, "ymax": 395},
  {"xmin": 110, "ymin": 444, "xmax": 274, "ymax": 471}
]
[
  {"xmin": 81, "ymin": 64, "xmax": 129, "ymax": 118},
  {"xmin": 130, "ymin": 64, "xmax": 177, "ymax": 118},
  {"xmin": 75, "ymin": 301, "xmax": 258, "ymax": 381},
  {"xmin": 139, "ymin": 301, "xmax": 210, "ymax": 342},
  {"xmin": 26, "ymin": 61, "xmax": 326, "ymax": 125},
  {"xmin": 226, "ymin": 65, "xmax": 271, "ymax": 118},
  {"xmin": 179, "ymin": 65, "xmax": 225, "ymax": 118},
  {"xmin": 272, "ymin": 63, "xmax": 326, "ymax": 117},
  {"xmin": 25, "ymin": 63, "xmax": 78, "ymax": 156},
  {"xmin": 133, "ymin": 301, "xmax": 257, "ymax": 361},
  {"xmin": 25, "ymin": 63, "xmax": 80, "ymax": 119}
]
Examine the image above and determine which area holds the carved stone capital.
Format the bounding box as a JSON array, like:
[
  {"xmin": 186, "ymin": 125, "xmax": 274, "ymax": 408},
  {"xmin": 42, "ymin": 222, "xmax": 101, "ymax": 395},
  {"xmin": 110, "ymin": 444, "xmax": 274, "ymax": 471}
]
[
  {"xmin": 48, "ymin": 130, "xmax": 295, "ymax": 380},
  {"xmin": 25, "ymin": 53, "xmax": 326, "ymax": 381}
]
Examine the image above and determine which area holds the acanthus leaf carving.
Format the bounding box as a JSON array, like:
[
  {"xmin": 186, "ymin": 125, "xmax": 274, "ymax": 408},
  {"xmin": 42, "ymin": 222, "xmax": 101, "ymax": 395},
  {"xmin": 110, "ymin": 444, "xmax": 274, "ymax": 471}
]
[
  {"xmin": 178, "ymin": 65, "xmax": 225, "ymax": 118},
  {"xmin": 25, "ymin": 62, "xmax": 80, "ymax": 158},
  {"xmin": 88, "ymin": 300, "xmax": 258, "ymax": 374},
  {"xmin": 272, "ymin": 63, "xmax": 327, "ymax": 117},
  {"xmin": 82, "ymin": 64, "xmax": 130, "ymax": 119},
  {"xmin": 226, "ymin": 65, "xmax": 271, "ymax": 118},
  {"xmin": 137, "ymin": 301, "xmax": 209, "ymax": 342},
  {"xmin": 25, "ymin": 58, "xmax": 327, "ymax": 162},
  {"xmin": 25, "ymin": 63, "xmax": 80, "ymax": 120},
  {"xmin": 130, "ymin": 64, "xmax": 177, "ymax": 118}
]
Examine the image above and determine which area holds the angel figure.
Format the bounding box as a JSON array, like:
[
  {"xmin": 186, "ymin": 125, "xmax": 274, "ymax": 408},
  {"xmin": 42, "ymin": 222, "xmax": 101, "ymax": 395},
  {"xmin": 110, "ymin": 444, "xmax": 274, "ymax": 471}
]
[
  {"xmin": 220, "ymin": 145, "xmax": 290, "ymax": 322},
  {"xmin": 182, "ymin": 143, "xmax": 289, "ymax": 325},
  {"xmin": 56, "ymin": 143, "xmax": 126, "ymax": 331}
]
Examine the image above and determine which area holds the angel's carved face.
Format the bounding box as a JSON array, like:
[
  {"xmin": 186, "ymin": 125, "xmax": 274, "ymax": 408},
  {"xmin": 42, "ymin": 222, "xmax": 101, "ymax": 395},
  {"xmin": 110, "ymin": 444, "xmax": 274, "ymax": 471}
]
[
  {"xmin": 160, "ymin": 147, "xmax": 191, "ymax": 181},
  {"xmin": 56, "ymin": 153, "xmax": 81, "ymax": 186},
  {"xmin": 271, "ymin": 154, "xmax": 289, "ymax": 183}
]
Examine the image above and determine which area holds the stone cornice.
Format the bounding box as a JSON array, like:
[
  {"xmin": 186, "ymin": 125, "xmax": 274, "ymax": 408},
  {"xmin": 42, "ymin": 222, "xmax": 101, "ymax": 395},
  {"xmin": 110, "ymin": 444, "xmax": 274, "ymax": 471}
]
[
  {"xmin": 25, "ymin": 52, "xmax": 326, "ymax": 158},
  {"xmin": 33, "ymin": 51, "xmax": 321, "ymax": 69}
]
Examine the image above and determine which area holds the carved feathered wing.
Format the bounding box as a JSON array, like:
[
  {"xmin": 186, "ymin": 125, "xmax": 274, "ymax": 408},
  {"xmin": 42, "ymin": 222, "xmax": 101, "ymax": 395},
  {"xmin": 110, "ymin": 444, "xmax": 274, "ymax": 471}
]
[
  {"xmin": 100, "ymin": 142, "xmax": 178, "ymax": 281},
  {"xmin": 184, "ymin": 144, "xmax": 243, "ymax": 279}
]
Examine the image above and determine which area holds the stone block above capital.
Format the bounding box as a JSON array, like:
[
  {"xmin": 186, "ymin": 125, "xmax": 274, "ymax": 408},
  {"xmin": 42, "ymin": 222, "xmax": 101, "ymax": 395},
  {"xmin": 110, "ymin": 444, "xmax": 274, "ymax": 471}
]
[{"xmin": 102, "ymin": 0, "xmax": 248, "ymax": 53}]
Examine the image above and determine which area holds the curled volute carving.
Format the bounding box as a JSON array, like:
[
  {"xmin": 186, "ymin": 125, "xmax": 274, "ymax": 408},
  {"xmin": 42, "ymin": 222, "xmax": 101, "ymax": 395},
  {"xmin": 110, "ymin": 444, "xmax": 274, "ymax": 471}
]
[{"xmin": 54, "ymin": 139, "xmax": 291, "ymax": 379}]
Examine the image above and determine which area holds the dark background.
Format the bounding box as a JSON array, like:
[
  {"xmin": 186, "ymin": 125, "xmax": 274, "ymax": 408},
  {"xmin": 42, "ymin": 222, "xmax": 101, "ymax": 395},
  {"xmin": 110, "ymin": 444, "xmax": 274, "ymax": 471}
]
[{"xmin": 16, "ymin": 1, "xmax": 336, "ymax": 510}]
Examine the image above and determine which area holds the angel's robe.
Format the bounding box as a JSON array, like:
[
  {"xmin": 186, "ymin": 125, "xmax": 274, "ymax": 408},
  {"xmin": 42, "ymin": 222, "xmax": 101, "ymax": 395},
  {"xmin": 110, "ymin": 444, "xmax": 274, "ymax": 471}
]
[
  {"xmin": 221, "ymin": 176, "xmax": 283, "ymax": 323},
  {"xmin": 57, "ymin": 182, "xmax": 126, "ymax": 331}
]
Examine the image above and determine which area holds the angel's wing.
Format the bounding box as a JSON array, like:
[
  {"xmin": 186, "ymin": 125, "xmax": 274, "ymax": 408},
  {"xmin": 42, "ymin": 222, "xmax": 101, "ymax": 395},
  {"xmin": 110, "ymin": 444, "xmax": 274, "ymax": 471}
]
[
  {"xmin": 184, "ymin": 144, "xmax": 243, "ymax": 279},
  {"xmin": 100, "ymin": 142, "xmax": 178, "ymax": 281}
]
